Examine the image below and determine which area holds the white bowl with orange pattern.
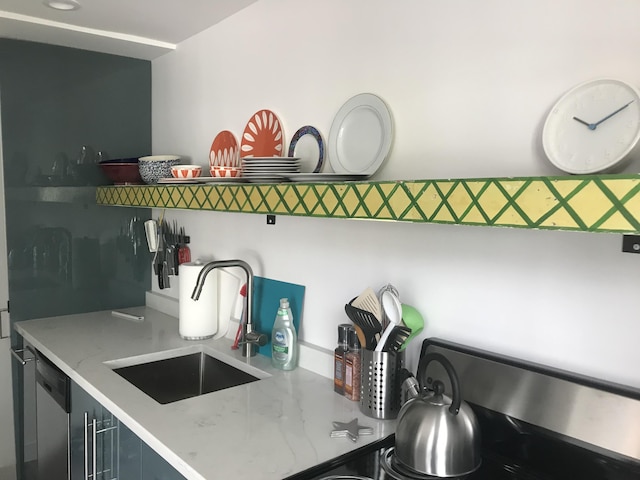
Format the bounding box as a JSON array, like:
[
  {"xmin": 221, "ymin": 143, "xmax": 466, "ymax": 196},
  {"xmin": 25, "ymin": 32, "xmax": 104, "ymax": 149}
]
[
  {"xmin": 171, "ymin": 165, "xmax": 202, "ymax": 179},
  {"xmin": 210, "ymin": 166, "xmax": 241, "ymax": 178}
]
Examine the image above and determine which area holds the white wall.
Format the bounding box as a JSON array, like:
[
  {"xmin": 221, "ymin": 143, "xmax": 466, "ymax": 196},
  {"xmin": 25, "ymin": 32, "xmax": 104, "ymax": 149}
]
[{"xmin": 151, "ymin": 0, "xmax": 640, "ymax": 388}]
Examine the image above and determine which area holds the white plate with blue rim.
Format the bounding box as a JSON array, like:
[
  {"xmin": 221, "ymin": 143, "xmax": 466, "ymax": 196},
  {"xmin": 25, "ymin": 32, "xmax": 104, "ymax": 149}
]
[{"xmin": 328, "ymin": 93, "xmax": 393, "ymax": 175}]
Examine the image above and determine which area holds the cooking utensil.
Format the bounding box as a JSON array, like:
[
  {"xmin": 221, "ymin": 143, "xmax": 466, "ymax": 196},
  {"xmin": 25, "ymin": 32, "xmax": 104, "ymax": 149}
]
[
  {"xmin": 344, "ymin": 302, "xmax": 382, "ymax": 349},
  {"xmin": 382, "ymin": 325, "xmax": 411, "ymax": 353},
  {"xmin": 395, "ymin": 352, "xmax": 481, "ymax": 477},
  {"xmin": 166, "ymin": 243, "xmax": 176, "ymax": 275},
  {"xmin": 144, "ymin": 220, "xmax": 158, "ymax": 252},
  {"xmin": 162, "ymin": 260, "xmax": 170, "ymax": 288},
  {"xmin": 155, "ymin": 225, "xmax": 165, "ymax": 287},
  {"xmin": 351, "ymin": 287, "xmax": 382, "ymax": 324},
  {"xmin": 353, "ymin": 325, "xmax": 367, "ymax": 349},
  {"xmin": 400, "ymin": 303, "xmax": 424, "ymax": 351},
  {"xmin": 376, "ymin": 289, "xmax": 402, "ymax": 352},
  {"xmin": 377, "ymin": 283, "xmax": 399, "ymax": 328}
]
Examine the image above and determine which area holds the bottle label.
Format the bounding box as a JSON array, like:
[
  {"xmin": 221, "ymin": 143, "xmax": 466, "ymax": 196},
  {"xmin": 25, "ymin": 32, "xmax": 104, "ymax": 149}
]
[
  {"xmin": 334, "ymin": 358, "xmax": 343, "ymax": 381},
  {"xmin": 274, "ymin": 331, "xmax": 286, "ymax": 344},
  {"xmin": 273, "ymin": 344, "xmax": 289, "ymax": 354},
  {"xmin": 272, "ymin": 329, "xmax": 291, "ymax": 362}
]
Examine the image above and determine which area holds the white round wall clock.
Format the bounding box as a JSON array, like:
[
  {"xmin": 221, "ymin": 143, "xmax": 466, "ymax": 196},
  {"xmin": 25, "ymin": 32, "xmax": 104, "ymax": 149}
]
[{"xmin": 542, "ymin": 78, "xmax": 640, "ymax": 174}]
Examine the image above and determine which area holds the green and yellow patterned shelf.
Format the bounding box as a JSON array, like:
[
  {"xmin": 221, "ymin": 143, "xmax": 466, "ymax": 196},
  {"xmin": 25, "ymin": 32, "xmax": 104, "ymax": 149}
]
[{"xmin": 96, "ymin": 174, "xmax": 640, "ymax": 234}]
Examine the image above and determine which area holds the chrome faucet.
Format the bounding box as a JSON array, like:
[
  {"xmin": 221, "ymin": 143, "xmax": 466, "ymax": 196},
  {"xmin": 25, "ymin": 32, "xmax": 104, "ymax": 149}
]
[{"xmin": 191, "ymin": 259, "xmax": 266, "ymax": 357}]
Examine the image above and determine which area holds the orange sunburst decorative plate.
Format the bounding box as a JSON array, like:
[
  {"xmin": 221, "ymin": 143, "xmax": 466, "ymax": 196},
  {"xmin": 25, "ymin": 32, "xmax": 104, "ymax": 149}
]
[
  {"xmin": 240, "ymin": 109, "xmax": 284, "ymax": 158},
  {"xmin": 209, "ymin": 130, "xmax": 239, "ymax": 168}
]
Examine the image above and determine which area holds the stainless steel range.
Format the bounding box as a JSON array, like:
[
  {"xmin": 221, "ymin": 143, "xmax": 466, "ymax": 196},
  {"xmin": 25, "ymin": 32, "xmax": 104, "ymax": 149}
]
[{"xmin": 289, "ymin": 337, "xmax": 640, "ymax": 480}]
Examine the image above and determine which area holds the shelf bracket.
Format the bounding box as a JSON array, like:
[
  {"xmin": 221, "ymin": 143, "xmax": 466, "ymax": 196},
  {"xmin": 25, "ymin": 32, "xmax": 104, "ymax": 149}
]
[{"xmin": 621, "ymin": 235, "xmax": 640, "ymax": 254}]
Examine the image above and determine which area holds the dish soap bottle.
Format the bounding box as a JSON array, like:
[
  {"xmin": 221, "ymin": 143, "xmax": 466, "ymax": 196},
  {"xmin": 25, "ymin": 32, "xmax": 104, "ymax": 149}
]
[{"xmin": 271, "ymin": 298, "xmax": 298, "ymax": 370}]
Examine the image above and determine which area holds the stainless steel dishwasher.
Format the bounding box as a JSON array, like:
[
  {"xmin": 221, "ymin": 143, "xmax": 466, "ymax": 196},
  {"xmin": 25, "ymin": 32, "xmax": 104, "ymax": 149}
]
[{"xmin": 35, "ymin": 349, "xmax": 71, "ymax": 480}]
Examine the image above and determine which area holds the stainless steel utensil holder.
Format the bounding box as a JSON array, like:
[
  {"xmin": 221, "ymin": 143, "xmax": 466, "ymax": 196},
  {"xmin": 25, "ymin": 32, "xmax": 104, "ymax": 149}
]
[{"xmin": 359, "ymin": 349, "xmax": 404, "ymax": 419}]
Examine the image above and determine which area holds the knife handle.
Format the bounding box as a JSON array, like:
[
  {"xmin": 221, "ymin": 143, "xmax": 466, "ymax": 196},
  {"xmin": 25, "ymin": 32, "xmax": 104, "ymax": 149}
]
[
  {"xmin": 157, "ymin": 263, "xmax": 164, "ymax": 289},
  {"xmin": 163, "ymin": 260, "xmax": 170, "ymax": 288},
  {"xmin": 178, "ymin": 244, "xmax": 191, "ymax": 264}
]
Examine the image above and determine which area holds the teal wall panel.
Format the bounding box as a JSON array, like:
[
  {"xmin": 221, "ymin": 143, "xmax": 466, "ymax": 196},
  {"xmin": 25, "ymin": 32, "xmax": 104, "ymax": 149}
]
[{"xmin": 0, "ymin": 39, "xmax": 152, "ymax": 480}]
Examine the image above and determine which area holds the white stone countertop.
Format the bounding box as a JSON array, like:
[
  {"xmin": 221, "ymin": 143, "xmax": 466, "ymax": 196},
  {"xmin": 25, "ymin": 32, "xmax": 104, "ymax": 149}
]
[{"xmin": 15, "ymin": 307, "xmax": 396, "ymax": 480}]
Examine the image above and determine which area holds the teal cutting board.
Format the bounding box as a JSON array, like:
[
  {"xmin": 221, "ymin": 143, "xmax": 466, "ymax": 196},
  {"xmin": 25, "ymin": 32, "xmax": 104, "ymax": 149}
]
[{"xmin": 251, "ymin": 276, "xmax": 305, "ymax": 357}]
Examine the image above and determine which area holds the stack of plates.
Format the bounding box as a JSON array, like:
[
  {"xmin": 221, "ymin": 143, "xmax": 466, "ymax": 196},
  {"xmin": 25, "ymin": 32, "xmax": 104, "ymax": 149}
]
[{"xmin": 241, "ymin": 157, "xmax": 301, "ymax": 180}]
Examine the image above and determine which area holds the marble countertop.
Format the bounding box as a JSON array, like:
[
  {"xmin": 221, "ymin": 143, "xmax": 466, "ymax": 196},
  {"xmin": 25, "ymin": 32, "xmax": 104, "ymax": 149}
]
[{"xmin": 15, "ymin": 307, "xmax": 395, "ymax": 480}]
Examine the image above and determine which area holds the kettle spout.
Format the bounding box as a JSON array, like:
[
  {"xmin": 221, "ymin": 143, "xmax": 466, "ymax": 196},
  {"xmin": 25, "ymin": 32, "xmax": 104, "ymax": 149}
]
[{"xmin": 401, "ymin": 376, "xmax": 421, "ymax": 405}]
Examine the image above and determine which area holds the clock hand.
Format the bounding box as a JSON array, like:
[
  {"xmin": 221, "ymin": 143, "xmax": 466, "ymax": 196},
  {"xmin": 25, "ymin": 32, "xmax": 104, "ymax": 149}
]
[
  {"xmin": 593, "ymin": 100, "xmax": 634, "ymax": 128},
  {"xmin": 572, "ymin": 116, "xmax": 593, "ymax": 129},
  {"xmin": 572, "ymin": 100, "xmax": 634, "ymax": 130}
]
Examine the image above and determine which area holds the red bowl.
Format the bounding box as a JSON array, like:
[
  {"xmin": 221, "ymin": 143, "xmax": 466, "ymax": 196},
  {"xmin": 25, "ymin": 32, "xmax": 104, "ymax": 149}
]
[{"xmin": 99, "ymin": 162, "xmax": 143, "ymax": 185}]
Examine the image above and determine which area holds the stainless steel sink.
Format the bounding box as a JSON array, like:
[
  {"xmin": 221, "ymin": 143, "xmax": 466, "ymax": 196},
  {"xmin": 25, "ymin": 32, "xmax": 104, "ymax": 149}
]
[{"xmin": 112, "ymin": 352, "xmax": 261, "ymax": 404}]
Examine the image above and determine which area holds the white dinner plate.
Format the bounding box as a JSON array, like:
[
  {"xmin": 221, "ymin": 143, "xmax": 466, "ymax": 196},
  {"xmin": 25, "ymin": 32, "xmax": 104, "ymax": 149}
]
[
  {"xmin": 156, "ymin": 178, "xmax": 200, "ymax": 184},
  {"xmin": 285, "ymin": 173, "xmax": 369, "ymax": 182},
  {"xmin": 242, "ymin": 171, "xmax": 288, "ymax": 177},
  {"xmin": 328, "ymin": 93, "xmax": 393, "ymax": 175},
  {"xmin": 205, "ymin": 177, "xmax": 246, "ymax": 183},
  {"xmin": 242, "ymin": 161, "xmax": 301, "ymax": 167},
  {"xmin": 242, "ymin": 157, "xmax": 300, "ymax": 162},
  {"xmin": 157, "ymin": 177, "xmax": 220, "ymax": 184},
  {"xmin": 242, "ymin": 165, "xmax": 300, "ymax": 173},
  {"xmin": 242, "ymin": 175, "xmax": 287, "ymax": 183}
]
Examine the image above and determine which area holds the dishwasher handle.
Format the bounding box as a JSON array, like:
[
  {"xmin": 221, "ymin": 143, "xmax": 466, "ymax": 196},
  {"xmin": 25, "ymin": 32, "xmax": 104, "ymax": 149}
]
[
  {"xmin": 0, "ymin": 305, "xmax": 8, "ymax": 339},
  {"xmin": 11, "ymin": 345, "xmax": 35, "ymax": 365}
]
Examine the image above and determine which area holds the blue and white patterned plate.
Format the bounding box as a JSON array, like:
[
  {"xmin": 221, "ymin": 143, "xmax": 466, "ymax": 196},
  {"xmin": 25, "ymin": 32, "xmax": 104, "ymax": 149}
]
[{"xmin": 287, "ymin": 125, "xmax": 324, "ymax": 173}]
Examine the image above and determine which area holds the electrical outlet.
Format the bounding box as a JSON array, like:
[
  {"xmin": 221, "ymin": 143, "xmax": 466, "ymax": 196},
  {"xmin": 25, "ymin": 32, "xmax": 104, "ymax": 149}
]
[
  {"xmin": 622, "ymin": 235, "xmax": 640, "ymax": 254},
  {"xmin": 266, "ymin": 214, "xmax": 276, "ymax": 225}
]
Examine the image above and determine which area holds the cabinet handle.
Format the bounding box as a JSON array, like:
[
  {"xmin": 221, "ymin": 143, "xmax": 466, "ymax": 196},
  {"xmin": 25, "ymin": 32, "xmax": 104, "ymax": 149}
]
[
  {"xmin": 92, "ymin": 417, "xmax": 97, "ymax": 480},
  {"xmin": 68, "ymin": 419, "xmax": 71, "ymax": 480},
  {"xmin": 84, "ymin": 413, "xmax": 99, "ymax": 480},
  {"xmin": 84, "ymin": 412, "xmax": 89, "ymax": 480},
  {"xmin": 10, "ymin": 346, "xmax": 35, "ymax": 365}
]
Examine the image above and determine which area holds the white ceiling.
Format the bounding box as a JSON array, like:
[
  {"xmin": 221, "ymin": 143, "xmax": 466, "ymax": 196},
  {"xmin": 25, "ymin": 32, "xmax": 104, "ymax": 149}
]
[{"xmin": 0, "ymin": 0, "xmax": 258, "ymax": 60}]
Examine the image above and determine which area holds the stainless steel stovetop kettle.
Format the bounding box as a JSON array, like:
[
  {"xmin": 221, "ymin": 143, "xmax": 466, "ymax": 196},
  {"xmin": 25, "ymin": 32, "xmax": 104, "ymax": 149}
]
[{"xmin": 395, "ymin": 352, "xmax": 481, "ymax": 478}]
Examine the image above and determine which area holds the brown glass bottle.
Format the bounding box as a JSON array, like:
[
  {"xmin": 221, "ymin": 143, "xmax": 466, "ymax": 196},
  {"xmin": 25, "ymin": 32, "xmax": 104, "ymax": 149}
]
[
  {"xmin": 344, "ymin": 327, "xmax": 362, "ymax": 401},
  {"xmin": 334, "ymin": 324, "xmax": 351, "ymax": 394}
]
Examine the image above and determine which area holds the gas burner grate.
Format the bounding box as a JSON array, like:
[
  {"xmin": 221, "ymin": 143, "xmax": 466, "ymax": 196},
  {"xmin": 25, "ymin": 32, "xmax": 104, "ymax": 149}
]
[{"xmin": 380, "ymin": 447, "xmax": 472, "ymax": 480}]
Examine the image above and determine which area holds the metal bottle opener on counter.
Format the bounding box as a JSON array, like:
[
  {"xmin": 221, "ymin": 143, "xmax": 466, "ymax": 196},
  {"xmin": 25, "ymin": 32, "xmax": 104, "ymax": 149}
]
[{"xmin": 144, "ymin": 219, "xmax": 190, "ymax": 289}]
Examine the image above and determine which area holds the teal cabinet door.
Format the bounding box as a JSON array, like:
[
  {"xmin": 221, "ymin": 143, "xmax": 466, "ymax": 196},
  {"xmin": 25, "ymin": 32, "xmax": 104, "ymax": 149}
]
[
  {"xmin": 141, "ymin": 442, "xmax": 186, "ymax": 480},
  {"xmin": 118, "ymin": 421, "xmax": 142, "ymax": 480},
  {"xmin": 70, "ymin": 382, "xmax": 122, "ymax": 480},
  {"xmin": 70, "ymin": 381, "xmax": 184, "ymax": 480}
]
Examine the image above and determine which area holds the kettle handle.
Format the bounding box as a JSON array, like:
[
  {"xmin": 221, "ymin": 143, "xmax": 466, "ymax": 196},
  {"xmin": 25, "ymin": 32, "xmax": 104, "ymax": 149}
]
[{"xmin": 416, "ymin": 352, "xmax": 461, "ymax": 415}]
